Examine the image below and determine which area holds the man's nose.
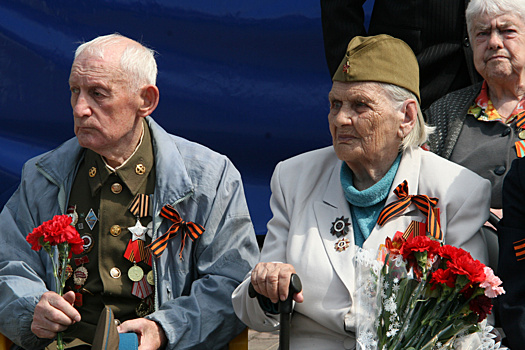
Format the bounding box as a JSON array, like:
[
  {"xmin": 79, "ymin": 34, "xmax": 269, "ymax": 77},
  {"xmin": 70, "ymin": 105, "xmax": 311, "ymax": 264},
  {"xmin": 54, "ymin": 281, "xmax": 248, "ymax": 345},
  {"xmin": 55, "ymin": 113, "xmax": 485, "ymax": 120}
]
[{"xmin": 72, "ymin": 94, "xmax": 91, "ymax": 118}]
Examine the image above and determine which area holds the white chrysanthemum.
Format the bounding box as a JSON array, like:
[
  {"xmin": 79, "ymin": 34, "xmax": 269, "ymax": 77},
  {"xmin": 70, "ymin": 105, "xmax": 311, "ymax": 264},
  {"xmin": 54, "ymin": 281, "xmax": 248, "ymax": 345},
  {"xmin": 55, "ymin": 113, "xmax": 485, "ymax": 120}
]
[
  {"xmin": 384, "ymin": 296, "xmax": 397, "ymax": 313},
  {"xmin": 357, "ymin": 330, "xmax": 378, "ymax": 350}
]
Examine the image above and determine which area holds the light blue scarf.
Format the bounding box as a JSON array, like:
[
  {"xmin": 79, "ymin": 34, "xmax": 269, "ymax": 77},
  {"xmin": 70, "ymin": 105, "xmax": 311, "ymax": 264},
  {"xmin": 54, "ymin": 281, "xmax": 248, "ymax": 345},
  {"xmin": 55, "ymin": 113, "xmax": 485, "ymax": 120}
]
[{"xmin": 340, "ymin": 154, "xmax": 401, "ymax": 247}]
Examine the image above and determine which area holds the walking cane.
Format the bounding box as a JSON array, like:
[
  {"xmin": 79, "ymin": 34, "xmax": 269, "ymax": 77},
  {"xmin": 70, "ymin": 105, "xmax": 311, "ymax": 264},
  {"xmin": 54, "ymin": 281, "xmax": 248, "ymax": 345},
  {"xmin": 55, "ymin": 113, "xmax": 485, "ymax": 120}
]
[{"xmin": 249, "ymin": 273, "xmax": 302, "ymax": 350}]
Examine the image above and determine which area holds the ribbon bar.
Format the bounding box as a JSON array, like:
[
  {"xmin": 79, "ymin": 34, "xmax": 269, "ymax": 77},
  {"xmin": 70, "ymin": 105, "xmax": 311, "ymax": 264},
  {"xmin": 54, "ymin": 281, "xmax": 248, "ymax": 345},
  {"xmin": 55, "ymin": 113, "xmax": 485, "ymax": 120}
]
[{"xmin": 147, "ymin": 204, "xmax": 205, "ymax": 259}]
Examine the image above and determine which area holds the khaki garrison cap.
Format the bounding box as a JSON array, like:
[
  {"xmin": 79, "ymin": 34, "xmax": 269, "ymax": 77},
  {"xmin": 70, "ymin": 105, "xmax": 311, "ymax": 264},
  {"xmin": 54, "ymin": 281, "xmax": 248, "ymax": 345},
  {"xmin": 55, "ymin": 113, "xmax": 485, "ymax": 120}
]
[{"xmin": 332, "ymin": 34, "xmax": 420, "ymax": 102}]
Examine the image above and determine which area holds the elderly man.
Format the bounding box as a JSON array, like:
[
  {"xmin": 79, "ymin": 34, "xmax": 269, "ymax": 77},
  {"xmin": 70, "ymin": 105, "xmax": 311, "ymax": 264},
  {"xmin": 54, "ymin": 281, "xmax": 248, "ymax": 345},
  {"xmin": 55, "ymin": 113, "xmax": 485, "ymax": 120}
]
[
  {"xmin": 232, "ymin": 35, "xmax": 491, "ymax": 349},
  {"xmin": 0, "ymin": 34, "xmax": 259, "ymax": 349}
]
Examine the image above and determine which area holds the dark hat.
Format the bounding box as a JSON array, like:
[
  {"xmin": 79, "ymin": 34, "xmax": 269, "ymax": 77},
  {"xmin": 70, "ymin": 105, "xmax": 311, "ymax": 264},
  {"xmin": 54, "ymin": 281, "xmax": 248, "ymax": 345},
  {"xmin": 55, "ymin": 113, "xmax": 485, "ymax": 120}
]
[{"xmin": 332, "ymin": 34, "xmax": 420, "ymax": 102}]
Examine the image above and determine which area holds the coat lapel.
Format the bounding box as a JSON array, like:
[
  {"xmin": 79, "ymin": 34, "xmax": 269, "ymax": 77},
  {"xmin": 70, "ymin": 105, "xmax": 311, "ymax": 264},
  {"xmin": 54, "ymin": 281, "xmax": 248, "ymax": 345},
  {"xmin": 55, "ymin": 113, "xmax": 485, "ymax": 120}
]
[{"xmin": 313, "ymin": 161, "xmax": 356, "ymax": 292}]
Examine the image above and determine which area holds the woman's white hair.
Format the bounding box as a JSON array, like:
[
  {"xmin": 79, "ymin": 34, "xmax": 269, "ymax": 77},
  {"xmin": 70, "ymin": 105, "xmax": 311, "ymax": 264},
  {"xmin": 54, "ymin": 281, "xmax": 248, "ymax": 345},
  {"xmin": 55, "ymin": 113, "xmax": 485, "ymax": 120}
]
[
  {"xmin": 466, "ymin": 0, "xmax": 525, "ymax": 38},
  {"xmin": 378, "ymin": 82, "xmax": 434, "ymax": 151},
  {"xmin": 74, "ymin": 33, "xmax": 157, "ymax": 92}
]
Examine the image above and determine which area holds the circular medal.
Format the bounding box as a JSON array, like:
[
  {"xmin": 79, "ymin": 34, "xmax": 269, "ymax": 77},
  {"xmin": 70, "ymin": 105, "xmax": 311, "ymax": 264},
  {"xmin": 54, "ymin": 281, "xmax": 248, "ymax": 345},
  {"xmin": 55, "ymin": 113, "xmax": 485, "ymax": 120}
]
[
  {"xmin": 128, "ymin": 265, "xmax": 144, "ymax": 282},
  {"xmin": 73, "ymin": 266, "xmax": 88, "ymax": 285},
  {"xmin": 81, "ymin": 233, "xmax": 94, "ymax": 253},
  {"xmin": 519, "ymin": 129, "xmax": 525, "ymax": 140},
  {"xmin": 136, "ymin": 298, "xmax": 153, "ymax": 317},
  {"xmin": 146, "ymin": 270, "xmax": 155, "ymax": 285}
]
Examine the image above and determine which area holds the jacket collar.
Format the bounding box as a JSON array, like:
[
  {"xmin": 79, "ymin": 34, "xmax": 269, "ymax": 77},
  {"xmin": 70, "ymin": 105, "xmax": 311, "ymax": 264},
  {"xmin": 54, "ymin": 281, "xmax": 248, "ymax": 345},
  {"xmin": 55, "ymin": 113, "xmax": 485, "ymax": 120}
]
[{"xmin": 35, "ymin": 116, "xmax": 195, "ymax": 214}]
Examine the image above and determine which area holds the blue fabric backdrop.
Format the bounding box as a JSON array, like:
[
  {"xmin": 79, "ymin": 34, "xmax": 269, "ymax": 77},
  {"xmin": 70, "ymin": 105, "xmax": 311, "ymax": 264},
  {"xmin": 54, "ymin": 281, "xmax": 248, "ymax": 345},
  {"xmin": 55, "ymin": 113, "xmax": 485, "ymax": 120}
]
[{"xmin": 0, "ymin": 0, "xmax": 373, "ymax": 235}]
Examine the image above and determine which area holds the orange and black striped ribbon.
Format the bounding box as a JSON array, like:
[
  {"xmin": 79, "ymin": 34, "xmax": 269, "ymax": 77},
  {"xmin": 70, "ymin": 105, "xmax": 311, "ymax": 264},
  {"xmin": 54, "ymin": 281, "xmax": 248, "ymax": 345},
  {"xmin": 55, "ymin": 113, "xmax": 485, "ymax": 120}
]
[
  {"xmin": 129, "ymin": 194, "xmax": 151, "ymax": 218},
  {"xmin": 377, "ymin": 180, "xmax": 442, "ymax": 240},
  {"xmin": 147, "ymin": 204, "xmax": 205, "ymax": 259},
  {"xmin": 515, "ymin": 111, "xmax": 525, "ymax": 129},
  {"xmin": 513, "ymin": 238, "xmax": 525, "ymax": 261}
]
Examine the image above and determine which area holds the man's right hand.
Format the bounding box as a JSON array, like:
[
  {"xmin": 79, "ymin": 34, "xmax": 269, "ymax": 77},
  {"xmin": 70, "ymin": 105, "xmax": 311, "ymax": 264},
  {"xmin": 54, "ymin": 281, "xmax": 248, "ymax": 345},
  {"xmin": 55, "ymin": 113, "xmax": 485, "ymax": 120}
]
[{"xmin": 31, "ymin": 291, "xmax": 81, "ymax": 339}]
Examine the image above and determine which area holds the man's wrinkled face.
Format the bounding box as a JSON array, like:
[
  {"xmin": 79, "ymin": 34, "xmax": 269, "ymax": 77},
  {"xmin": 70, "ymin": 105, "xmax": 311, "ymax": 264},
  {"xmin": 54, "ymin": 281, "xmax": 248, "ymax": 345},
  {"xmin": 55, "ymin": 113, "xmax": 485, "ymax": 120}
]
[{"xmin": 69, "ymin": 52, "xmax": 142, "ymax": 155}]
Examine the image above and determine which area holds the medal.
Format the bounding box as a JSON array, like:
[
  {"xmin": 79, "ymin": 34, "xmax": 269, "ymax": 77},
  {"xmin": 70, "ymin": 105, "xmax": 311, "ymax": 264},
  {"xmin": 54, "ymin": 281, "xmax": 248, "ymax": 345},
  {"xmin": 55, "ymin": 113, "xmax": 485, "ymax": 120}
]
[
  {"xmin": 81, "ymin": 233, "xmax": 94, "ymax": 253},
  {"xmin": 334, "ymin": 238, "xmax": 350, "ymax": 252},
  {"xmin": 85, "ymin": 208, "xmax": 98, "ymax": 230},
  {"xmin": 67, "ymin": 205, "xmax": 79, "ymax": 225},
  {"xmin": 128, "ymin": 264, "xmax": 144, "ymax": 282},
  {"xmin": 135, "ymin": 295, "xmax": 154, "ymax": 317},
  {"xmin": 128, "ymin": 217, "xmax": 148, "ymax": 242},
  {"xmin": 73, "ymin": 266, "xmax": 88, "ymax": 285},
  {"xmin": 330, "ymin": 216, "xmax": 350, "ymax": 238},
  {"xmin": 146, "ymin": 270, "xmax": 155, "ymax": 285},
  {"xmin": 520, "ymin": 129, "xmax": 525, "ymax": 140}
]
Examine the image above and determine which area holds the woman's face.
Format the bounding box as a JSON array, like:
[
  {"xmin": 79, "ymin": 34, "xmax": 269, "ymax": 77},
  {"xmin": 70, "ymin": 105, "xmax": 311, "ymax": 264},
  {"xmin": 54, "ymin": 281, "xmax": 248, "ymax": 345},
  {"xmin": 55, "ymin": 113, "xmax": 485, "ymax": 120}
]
[
  {"xmin": 328, "ymin": 81, "xmax": 407, "ymax": 169},
  {"xmin": 471, "ymin": 13, "xmax": 525, "ymax": 82}
]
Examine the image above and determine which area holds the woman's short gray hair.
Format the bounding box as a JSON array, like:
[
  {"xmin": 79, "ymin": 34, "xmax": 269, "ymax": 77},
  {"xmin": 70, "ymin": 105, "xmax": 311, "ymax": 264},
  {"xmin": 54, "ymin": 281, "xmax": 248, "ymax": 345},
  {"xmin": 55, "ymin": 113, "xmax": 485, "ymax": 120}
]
[
  {"xmin": 74, "ymin": 33, "xmax": 157, "ymax": 92},
  {"xmin": 466, "ymin": 0, "xmax": 525, "ymax": 37},
  {"xmin": 378, "ymin": 83, "xmax": 434, "ymax": 151}
]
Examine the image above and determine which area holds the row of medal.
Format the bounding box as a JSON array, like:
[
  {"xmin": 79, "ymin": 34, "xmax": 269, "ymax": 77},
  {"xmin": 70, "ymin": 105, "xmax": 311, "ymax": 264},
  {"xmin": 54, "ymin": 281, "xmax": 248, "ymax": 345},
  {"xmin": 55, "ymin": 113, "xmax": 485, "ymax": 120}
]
[{"xmin": 65, "ymin": 194, "xmax": 155, "ymax": 317}]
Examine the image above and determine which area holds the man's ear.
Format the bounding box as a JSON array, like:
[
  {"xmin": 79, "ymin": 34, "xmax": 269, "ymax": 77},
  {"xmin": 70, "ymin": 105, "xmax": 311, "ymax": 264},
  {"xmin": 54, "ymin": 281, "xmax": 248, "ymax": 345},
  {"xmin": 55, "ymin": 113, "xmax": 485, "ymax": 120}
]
[
  {"xmin": 398, "ymin": 99, "xmax": 418, "ymax": 138},
  {"xmin": 137, "ymin": 85, "xmax": 159, "ymax": 118}
]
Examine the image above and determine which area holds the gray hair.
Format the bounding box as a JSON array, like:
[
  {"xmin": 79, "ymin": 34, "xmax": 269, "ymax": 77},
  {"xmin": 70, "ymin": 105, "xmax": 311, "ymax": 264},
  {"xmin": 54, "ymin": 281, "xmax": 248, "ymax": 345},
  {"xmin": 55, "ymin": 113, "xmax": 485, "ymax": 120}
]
[
  {"xmin": 74, "ymin": 33, "xmax": 157, "ymax": 92},
  {"xmin": 466, "ymin": 0, "xmax": 525, "ymax": 38},
  {"xmin": 378, "ymin": 83, "xmax": 434, "ymax": 151}
]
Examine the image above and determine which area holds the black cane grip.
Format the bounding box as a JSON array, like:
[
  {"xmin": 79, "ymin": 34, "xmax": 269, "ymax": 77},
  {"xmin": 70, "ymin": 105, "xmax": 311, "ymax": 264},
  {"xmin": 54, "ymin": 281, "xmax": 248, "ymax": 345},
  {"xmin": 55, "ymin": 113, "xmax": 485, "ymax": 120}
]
[
  {"xmin": 248, "ymin": 273, "xmax": 302, "ymax": 300},
  {"xmin": 280, "ymin": 273, "xmax": 302, "ymax": 314}
]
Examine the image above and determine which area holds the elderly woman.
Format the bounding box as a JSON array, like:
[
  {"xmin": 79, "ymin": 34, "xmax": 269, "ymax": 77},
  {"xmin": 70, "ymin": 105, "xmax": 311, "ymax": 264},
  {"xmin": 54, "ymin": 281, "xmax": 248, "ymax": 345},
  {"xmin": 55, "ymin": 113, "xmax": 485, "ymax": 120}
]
[
  {"xmin": 426, "ymin": 0, "xmax": 525, "ymax": 210},
  {"xmin": 232, "ymin": 35, "xmax": 490, "ymax": 349}
]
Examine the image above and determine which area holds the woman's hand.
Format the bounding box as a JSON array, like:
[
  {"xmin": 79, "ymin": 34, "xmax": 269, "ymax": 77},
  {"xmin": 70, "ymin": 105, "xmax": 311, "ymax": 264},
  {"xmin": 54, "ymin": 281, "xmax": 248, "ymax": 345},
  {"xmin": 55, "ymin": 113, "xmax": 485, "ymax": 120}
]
[{"xmin": 250, "ymin": 262, "xmax": 304, "ymax": 304}]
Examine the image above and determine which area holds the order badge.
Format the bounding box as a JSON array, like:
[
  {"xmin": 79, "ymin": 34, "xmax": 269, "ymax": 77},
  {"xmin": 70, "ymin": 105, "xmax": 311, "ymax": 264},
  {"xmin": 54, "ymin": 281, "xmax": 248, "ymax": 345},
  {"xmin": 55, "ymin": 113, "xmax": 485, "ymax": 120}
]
[{"xmin": 128, "ymin": 264, "xmax": 144, "ymax": 282}]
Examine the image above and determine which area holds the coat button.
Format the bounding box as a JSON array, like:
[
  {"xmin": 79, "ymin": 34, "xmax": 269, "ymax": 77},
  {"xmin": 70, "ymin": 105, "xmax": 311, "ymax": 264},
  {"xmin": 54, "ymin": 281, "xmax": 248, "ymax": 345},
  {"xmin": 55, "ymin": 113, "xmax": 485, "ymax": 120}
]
[
  {"xmin": 110, "ymin": 225, "xmax": 122, "ymax": 236},
  {"xmin": 110, "ymin": 267, "xmax": 121, "ymax": 279},
  {"xmin": 494, "ymin": 165, "xmax": 506, "ymax": 176},
  {"xmin": 111, "ymin": 183, "xmax": 123, "ymax": 194},
  {"xmin": 343, "ymin": 337, "xmax": 354, "ymax": 349}
]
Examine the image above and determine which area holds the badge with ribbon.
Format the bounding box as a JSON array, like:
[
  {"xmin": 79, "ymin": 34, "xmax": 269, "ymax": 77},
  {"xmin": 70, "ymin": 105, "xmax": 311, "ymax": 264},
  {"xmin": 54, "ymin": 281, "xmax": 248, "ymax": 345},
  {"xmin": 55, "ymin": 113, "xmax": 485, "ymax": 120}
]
[{"xmin": 148, "ymin": 204, "xmax": 205, "ymax": 259}]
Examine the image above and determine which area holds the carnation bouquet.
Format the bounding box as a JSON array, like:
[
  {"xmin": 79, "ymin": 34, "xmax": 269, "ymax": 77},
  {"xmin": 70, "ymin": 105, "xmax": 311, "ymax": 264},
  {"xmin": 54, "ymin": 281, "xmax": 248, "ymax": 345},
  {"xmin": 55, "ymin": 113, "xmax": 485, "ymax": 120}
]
[
  {"xmin": 355, "ymin": 232, "xmax": 506, "ymax": 350},
  {"xmin": 26, "ymin": 215, "xmax": 84, "ymax": 350}
]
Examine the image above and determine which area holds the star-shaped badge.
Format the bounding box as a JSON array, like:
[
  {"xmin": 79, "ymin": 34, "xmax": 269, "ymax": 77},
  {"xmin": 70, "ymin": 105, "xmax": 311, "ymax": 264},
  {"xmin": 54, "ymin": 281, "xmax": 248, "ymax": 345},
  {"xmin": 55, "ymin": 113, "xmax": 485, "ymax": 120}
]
[
  {"xmin": 330, "ymin": 216, "xmax": 350, "ymax": 238},
  {"xmin": 128, "ymin": 217, "xmax": 148, "ymax": 241}
]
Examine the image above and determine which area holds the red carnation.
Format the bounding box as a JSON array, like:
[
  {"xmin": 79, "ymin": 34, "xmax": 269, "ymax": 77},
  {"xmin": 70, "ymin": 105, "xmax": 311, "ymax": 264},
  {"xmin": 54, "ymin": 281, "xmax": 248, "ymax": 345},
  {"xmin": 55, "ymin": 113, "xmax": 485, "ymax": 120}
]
[
  {"xmin": 430, "ymin": 268, "xmax": 456, "ymax": 289},
  {"xmin": 469, "ymin": 295, "xmax": 493, "ymax": 322},
  {"xmin": 401, "ymin": 235, "xmax": 441, "ymax": 261},
  {"xmin": 447, "ymin": 253, "xmax": 486, "ymax": 285}
]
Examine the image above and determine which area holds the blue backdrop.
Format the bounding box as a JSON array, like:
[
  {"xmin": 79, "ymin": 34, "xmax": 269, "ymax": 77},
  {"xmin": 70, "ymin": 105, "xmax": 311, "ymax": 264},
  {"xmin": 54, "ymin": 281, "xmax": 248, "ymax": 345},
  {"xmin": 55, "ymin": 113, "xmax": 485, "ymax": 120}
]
[{"xmin": 0, "ymin": 0, "xmax": 373, "ymax": 236}]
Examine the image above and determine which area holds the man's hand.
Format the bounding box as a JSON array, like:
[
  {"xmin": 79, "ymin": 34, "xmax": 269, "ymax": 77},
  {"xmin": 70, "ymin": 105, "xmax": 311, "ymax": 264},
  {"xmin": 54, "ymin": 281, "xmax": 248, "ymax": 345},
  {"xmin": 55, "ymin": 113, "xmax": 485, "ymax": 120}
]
[
  {"xmin": 251, "ymin": 262, "xmax": 304, "ymax": 304},
  {"xmin": 31, "ymin": 291, "xmax": 81, "ymax": 339},
  {"xmin": 118, "ymin": 318, "xmax": 168, "ymax": 350}
]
